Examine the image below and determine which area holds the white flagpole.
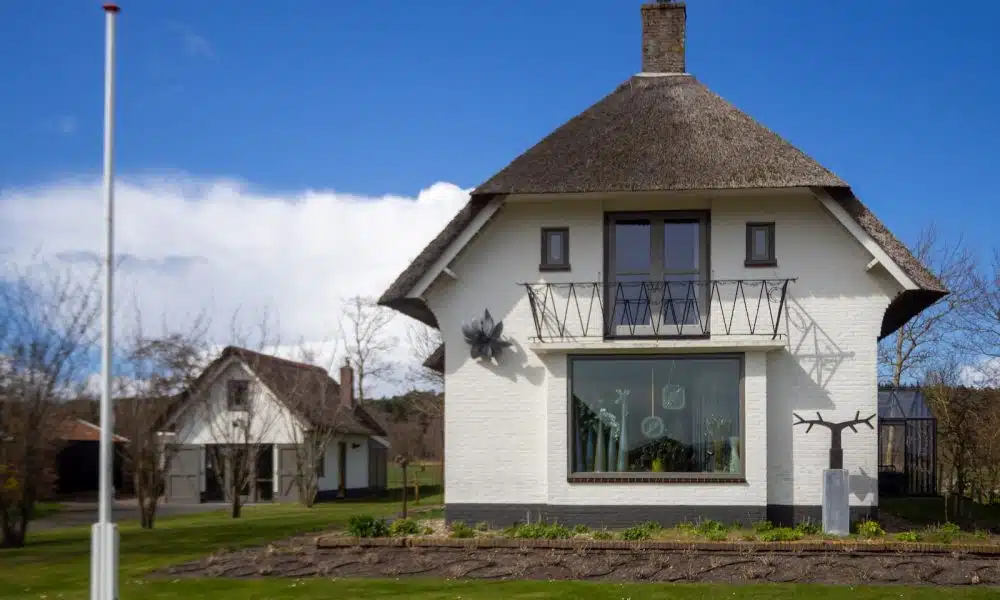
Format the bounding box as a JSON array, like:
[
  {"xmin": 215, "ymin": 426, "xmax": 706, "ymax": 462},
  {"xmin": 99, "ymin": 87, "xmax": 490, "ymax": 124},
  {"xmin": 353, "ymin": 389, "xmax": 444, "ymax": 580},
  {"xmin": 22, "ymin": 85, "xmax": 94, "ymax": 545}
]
[{"xmin": 92, "ymin": 4, "xmax": 120, "ymax": 600}]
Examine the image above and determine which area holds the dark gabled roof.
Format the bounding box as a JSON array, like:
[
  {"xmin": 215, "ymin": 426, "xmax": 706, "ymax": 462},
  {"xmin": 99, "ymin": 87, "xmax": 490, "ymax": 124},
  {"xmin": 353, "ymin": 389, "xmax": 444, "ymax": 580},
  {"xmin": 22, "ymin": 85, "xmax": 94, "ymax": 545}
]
[
  {"xmin": 170, "ymin": 346, "xmax": 385, "ymax": 437},
  {"xmin": 379, "ymin": 75, "xmax": 947, "ymax": 338},
  {"xmin": 423, "ymin": 344, "xmax": 445, "ymax": 374}
]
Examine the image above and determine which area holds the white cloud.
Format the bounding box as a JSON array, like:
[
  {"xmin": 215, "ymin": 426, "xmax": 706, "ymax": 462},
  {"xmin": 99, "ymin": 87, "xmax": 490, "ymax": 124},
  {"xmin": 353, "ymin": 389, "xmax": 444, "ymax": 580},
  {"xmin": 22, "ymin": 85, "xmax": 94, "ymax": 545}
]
[
  {"xmin": 42, "ymin": 115, "xmax": 77, "ymax": 135},
  {"xmin": 0, "ymin": 173, "xmax": 469, "ymax": 396},
  {"xmin": 960, "ymin": 357, "xmax": 1000, "ymax": 387},
  {"xmin": 167, "ymin": 21, "xmax": 216, "ymax": 60}
]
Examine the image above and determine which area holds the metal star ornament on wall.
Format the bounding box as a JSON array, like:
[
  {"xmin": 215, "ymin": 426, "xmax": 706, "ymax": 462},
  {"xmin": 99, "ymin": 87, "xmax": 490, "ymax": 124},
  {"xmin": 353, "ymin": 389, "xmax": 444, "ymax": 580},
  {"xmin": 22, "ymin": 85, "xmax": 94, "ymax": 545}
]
[{"xmin": 461, "ymin": 309, "xmax": 512, "ymax": 361}]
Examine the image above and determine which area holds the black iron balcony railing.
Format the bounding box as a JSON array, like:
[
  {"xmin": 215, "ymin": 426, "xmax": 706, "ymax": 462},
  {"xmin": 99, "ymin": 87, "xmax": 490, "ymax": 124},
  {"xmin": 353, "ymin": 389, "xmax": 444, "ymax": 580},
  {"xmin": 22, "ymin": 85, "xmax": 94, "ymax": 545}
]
[{"xmin": 522, "ymin": 279, "xmax": 795, "ymax": 342}]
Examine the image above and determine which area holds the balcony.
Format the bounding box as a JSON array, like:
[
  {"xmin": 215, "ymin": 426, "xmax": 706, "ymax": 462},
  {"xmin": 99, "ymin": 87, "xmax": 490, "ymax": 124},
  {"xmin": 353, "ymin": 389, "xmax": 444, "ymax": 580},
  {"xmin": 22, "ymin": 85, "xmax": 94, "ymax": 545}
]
[{"xmin": 522, "ymin": 279, "xmax": 795, "ymax": 345}]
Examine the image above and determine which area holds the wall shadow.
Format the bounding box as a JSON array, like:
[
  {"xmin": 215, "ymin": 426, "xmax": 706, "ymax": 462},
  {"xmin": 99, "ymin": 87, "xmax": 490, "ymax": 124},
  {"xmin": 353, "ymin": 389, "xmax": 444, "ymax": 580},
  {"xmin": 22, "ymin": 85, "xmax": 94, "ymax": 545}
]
[
  {"xmin": 850, "ymin": 467, "xmax": 877, "ymax": 504},
  {"xmin": 480, "ymin": 338, "xmax": 546, "ymax": 386},
  {"xmin": 769, "ymin": 294, "xmax": 858, "ymax": 508}
]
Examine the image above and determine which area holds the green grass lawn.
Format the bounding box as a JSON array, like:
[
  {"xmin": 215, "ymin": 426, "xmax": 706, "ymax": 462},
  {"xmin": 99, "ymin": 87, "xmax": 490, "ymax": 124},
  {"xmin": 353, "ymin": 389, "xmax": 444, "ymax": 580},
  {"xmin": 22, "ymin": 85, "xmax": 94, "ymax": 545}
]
[
  {"xmin": 882, "ymin": 496, "xmax": 1000, "ymax": 527},
  {"xmin": 387, "ymin": 461, "xmax": 442, "ymax": 489},
  {"xmin": 1, "ymin": 494, "xmax": 996, "ymax": 600}
]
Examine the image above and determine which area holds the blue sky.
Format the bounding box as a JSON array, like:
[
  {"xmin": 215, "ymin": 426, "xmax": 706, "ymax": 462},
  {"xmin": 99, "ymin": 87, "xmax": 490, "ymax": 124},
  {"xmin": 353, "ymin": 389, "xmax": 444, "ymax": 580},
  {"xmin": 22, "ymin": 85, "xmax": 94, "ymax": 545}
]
[
  {"xmin": 0, "ymin": 0, "xmax": 1000, "ymax": 248},
  {"xmin": 2, "ymin": 1, "xmax": 999, "ymax": 247}
]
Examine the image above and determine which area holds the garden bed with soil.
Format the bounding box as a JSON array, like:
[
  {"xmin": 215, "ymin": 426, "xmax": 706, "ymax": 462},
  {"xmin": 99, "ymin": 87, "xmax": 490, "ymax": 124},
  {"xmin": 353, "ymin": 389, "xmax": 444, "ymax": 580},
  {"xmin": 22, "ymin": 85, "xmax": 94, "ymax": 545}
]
[
  {"xmin": 158, "ymin": 538, "xmax": 1000, "ymax": 586},
  {"xmin": 153, "ymin": 513, "xmax": 1000, "ymax": 586}
]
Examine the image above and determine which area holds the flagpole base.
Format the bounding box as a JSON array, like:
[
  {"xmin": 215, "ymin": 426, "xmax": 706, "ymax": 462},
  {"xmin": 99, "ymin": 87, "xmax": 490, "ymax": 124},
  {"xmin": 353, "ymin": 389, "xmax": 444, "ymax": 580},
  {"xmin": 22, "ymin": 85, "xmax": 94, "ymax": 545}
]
[{"xmin": 90, "ymin": 522, "xmax": 119, "ymax": 600}]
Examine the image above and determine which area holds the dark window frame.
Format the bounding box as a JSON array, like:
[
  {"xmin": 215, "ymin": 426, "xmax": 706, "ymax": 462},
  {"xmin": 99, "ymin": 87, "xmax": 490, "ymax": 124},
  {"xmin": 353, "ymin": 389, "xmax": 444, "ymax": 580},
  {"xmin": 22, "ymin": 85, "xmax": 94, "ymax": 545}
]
[
  {"xmin": 227, "ymin": 380, "xmax": 250, "ymax": 411},
  {"xmin": 745, "ymin": 222, "xmax": 776, "ymax": 267},
  {"xmin": 540, "ymin": 227, "xmax": 571, "ymax": 272},
  {"xmin": 603, "ymin": 211, "xmax": 711, "ymax": 338},
  {"xmin": 566, "ymin": 353, "xmax": 746, "ymax": 484}
]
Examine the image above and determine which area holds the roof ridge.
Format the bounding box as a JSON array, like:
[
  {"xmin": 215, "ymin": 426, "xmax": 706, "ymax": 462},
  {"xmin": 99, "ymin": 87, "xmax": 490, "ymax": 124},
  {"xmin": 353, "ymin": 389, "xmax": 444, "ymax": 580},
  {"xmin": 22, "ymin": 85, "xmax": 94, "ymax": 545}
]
[{"xmin": 223, "ymin": 345, "xmax": 331, "ymax": 374}]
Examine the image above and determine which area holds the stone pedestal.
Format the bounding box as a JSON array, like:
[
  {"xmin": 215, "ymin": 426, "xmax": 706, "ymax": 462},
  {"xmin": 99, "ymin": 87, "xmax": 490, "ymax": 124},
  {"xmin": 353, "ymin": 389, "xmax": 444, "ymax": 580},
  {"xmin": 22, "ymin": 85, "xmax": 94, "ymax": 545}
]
[{"xmin": 822, "ymin": 469, "xmax": 850, "ymax": 536}]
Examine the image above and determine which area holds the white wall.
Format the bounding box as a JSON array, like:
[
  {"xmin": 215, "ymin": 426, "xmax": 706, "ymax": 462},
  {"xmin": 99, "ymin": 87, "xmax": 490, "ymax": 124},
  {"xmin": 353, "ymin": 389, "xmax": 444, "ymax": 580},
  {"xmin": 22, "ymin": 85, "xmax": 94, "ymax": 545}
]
[
  {"xmin": 316, "ymin": 435, "xmax": 371, "ymax": 491},
  {"xmin": 172, "ymin": 359, "xmax": 307, "ymax": 447},
  {"xmin": 424, "ymin": 189, "xmax": 898, "ymax": 510}
]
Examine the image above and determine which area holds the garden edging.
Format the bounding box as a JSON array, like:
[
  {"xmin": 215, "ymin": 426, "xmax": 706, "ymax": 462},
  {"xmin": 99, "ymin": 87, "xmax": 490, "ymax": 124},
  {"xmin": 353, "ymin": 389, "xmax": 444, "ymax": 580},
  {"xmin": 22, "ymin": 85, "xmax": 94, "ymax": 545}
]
[{"xmin": 316, "ymin": 535, "xmax": 1000, "ymax": 556}]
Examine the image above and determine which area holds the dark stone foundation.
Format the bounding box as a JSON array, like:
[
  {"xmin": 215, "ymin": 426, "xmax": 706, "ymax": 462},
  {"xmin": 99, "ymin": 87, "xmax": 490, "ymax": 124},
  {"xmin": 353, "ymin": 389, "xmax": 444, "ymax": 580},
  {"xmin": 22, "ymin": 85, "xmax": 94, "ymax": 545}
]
[{"xmin": 445, "ymin": 503, "xmax": 877, "ymax": 528}]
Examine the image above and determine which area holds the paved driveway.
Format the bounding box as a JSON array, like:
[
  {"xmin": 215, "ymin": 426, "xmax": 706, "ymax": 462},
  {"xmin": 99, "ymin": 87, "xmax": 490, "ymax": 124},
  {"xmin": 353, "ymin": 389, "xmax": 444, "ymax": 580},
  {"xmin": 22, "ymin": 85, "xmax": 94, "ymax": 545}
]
[{"xmin": 31, "ymin": 500, "xmax": 228, "ymax": 531}]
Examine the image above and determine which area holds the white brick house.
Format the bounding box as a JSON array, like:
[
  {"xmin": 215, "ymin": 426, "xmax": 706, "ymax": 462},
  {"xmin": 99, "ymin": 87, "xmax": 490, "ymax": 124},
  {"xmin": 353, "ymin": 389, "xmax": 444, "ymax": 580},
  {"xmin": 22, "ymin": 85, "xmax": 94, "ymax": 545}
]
[
  {"xmin": 379, "ymin": 2, "xmax": 946, "ymax": 527},
  {"xmin": 162, "ymin": 347, "xmax": 389, "ymax": 504}
]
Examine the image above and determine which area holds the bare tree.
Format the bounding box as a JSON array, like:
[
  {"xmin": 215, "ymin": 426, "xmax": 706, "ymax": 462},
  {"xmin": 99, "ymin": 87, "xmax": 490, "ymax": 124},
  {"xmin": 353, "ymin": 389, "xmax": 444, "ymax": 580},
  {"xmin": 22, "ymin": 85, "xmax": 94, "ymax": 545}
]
[
  {"xmin": 962, "ymin": 249, "xmax": 1000, "ymax": 384},
  {"xmin": 406, "ymin": 321, "xmax": 443, "ymax": 391},
  {"xmin": 924, "ymin": 361, "xmax": 987, "ymax": 521},
  {"xmin": 0, "ymin": 262, "xmax": 100, "ymax": 547},
  {"xmin": 340, "ymin": 296, "xmax": 396, "ymax": 402},
  {"xmin": 115, "ymin": 307, "xmax": 210, "ymax": 529},
  {"xmin": 878, "ymin": 226, "xmax": 977, "ymax": 386},
  {"xmin": 194, "ymin": 316, "xmax": 282, "ymax": 519}
]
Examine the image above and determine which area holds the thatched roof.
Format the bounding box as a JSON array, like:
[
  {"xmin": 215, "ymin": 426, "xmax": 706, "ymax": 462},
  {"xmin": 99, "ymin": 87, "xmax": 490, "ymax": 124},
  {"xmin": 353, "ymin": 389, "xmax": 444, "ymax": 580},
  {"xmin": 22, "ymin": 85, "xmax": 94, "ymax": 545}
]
[
  {"xmin": 379, "ymin": 74, "xmax": 946, "ymax": 338},
  {"xmin": 475, "ymin": 75, "xmax": 847, "ymax": 195}
]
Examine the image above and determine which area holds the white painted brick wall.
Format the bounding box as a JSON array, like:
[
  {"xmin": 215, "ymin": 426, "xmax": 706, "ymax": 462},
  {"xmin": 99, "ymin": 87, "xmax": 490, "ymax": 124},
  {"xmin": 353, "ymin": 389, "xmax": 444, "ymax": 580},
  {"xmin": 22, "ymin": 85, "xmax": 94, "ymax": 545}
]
[{"xmin": 425, "ymin": 190, "xmax": 898, "ymax": 509}]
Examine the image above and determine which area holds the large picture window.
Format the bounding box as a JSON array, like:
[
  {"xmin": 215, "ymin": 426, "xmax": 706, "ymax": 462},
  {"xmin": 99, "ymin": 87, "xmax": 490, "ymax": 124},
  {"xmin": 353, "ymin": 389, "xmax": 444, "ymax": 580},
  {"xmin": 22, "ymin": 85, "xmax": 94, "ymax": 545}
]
[{"xmin": 569, "ymin": 355, "xmax": 743, "ymax": 480}]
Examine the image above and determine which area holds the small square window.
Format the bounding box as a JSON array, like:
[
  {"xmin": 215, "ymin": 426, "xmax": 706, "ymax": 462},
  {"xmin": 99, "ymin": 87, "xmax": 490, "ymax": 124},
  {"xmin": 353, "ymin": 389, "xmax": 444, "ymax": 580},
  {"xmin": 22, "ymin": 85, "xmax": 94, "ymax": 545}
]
[
  {"xmin": 745, "ymin": 223, "xmax": 776, "ymax": 267},
  {"xmin": 227, "ymin": 380, "xmax": 250, "ymax": 411},
  {"xmin": 540, "ymin": 227, "xmax": 570, "ymax": 271}
]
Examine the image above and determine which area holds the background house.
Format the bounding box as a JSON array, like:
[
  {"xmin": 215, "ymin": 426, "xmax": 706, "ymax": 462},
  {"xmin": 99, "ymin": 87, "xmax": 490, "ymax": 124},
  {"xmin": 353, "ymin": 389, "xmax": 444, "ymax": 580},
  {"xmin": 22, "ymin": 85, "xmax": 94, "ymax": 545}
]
[
  {"xmin": 54, "ymin": 419, "xmax": 127, "ymax": 498},
  {"xmin": 162, "ymin": 346, "xmax": 388, "ymax": 504}
]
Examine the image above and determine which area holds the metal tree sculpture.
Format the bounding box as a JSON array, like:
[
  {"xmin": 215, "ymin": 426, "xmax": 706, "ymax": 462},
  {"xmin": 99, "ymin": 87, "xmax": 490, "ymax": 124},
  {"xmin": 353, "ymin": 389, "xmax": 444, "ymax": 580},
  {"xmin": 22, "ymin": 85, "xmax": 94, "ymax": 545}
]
[
  {"xmin": 793, "ymin": 411, "xmax": 876, "ymax": 469},
  {"xmin": 461, "ymin": 309, "xmax": 511, "ymax": 361}
]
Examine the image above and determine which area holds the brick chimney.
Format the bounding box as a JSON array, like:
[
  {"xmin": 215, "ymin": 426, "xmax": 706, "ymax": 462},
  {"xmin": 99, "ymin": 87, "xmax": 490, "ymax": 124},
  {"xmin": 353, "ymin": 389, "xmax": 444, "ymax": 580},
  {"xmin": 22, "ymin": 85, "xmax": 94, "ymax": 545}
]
[
  {"xmin": 339, "ymin": 359, "xmax": 355, "ymax": 407},
  {"xmin": 641, "ymin": 1, "xmax": 686, "ymax": 74}
]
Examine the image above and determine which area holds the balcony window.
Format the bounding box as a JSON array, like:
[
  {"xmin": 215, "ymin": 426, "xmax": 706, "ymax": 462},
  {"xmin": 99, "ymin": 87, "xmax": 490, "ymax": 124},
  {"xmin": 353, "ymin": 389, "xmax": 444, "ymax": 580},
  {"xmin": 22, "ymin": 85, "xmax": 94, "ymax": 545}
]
[
  {"xmin": 569, "ymin": 355, "xmax": 743, "ymax": 481},
  {"xmin": 606, "ymin": 212, "xmax": 709, "ymax": 336}
]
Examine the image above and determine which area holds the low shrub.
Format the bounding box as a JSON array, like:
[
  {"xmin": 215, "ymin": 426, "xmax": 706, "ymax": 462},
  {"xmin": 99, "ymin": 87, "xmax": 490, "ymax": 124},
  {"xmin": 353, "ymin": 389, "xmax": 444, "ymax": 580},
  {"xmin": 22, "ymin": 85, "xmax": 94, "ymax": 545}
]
[
  {"xmin": 695, "ymin": 519, "xmax": 728, "ymax": 536},
  {"xmin": 475, "ymin": 521, "xmax": 490, "ymax": 532},
  {"xmin": 450, "ymin": 521, "xmax": 476, "ymax": 538},
  {"xmin": 572, "ymin": 524, "xmax": 590, "ymax": 535},
  {"xmin": 639, "ymin": 520, "xmax": 663, "ymax": 533},
  {"xmin": 752, "ymin": 520, "xmax": 774, "ymax": 533},
  {"xmin": 757, "ymin": 527, "xmax": 803, "ymax": 542},
  {"xmin": 592, "ymin": 529, "xmax": 615, "ymax": 540},
  {"xmin": 940, "ymin": 522, "xmax": 962, "ymax": 535},
  {"xmin": 855, "ymin": 520, "xmax": 885, "ymax": 539},
  {"xmin": 508, "ymin": 521, "xmax": 572, "ymax": 540},
  {"xmin": 422, "ymin": 526, "xmax": 434, "ymax": 535},
  {"xmin": 794, "ymin": 518, "xmax": 821, "ymax": 535},
  {"xmin": 924, "ymin": 522, "xmax": 961, "ymax": 544},
  {"xmin": 620, "ymin": 520, "xmax": 663, "ymax": 541},
  {"xmin": 389, "ymin": 518, "xmax": 420, "ymax": 536},
  {"xmin": 675, "ymin": 521, "xmax": 698, "ymax": 535},
  {"xmin": 895, "ymin": 531, "xmax": 920, "ymax": 543},
  {"xmin": 347, "ymin": 515, "xmax": 389, "ymax": 538},
  {"xmin": 621, "ymin": 525, "xmax": 653, "ymax": 541},
  {"xmin": 703, "ymin": 530, "xmax": 729, "ymax": 541}
]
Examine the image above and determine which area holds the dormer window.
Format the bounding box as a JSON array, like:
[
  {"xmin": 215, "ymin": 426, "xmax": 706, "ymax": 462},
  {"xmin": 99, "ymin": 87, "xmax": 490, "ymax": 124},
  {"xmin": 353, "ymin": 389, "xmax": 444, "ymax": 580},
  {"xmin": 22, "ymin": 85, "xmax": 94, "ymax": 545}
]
[
  {"xmin": 540, "ymin": 227, "xmax": 570, "ymax": 271},
  {"xmin": 227, "ymin": 380, "xmax": 250, "ymax": 411},
  {"xmin": 745, "ymin": 222, "xmax": 776, "ymax": 267}
]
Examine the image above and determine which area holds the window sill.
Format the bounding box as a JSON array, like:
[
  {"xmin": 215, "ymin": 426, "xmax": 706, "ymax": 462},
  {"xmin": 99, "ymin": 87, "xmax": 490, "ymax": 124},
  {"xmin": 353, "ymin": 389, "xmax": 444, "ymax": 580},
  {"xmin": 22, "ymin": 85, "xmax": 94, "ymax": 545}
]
[
  {"xmin": 744, "ymin": 260, "xmax": 777, "ymax": 268},
  {"xmin": 539, "ymin": 264, "xmax": 571, "ymax": 272},
  {"xmin": 568, "ymin": 474, "xmax": 746, "ymax": 484}
]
